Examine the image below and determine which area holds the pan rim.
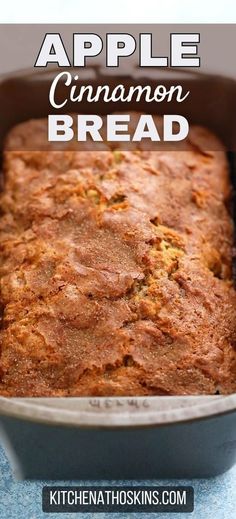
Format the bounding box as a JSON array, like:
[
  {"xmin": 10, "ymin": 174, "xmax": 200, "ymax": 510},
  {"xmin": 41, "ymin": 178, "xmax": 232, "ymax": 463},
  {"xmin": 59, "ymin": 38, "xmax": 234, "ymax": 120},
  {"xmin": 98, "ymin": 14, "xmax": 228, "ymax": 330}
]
[{"xmin": 0, "ymin": 395, "xmax": 235, "ymax": 428}]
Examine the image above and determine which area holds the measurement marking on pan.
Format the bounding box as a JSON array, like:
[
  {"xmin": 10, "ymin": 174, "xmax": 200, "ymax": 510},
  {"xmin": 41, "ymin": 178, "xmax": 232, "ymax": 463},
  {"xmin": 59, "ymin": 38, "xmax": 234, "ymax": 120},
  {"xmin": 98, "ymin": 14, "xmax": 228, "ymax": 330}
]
[{"xmin": 88, "ymin": 398, "xmax": 150, "ymax": 409}]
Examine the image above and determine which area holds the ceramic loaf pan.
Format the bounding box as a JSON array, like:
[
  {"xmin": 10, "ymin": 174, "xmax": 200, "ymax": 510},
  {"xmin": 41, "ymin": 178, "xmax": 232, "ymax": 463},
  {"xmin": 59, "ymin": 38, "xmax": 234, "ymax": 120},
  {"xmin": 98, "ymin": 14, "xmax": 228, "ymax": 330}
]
[{"xmin": 0, "ymin": 67, "xmax": 236, "ymax": 479}]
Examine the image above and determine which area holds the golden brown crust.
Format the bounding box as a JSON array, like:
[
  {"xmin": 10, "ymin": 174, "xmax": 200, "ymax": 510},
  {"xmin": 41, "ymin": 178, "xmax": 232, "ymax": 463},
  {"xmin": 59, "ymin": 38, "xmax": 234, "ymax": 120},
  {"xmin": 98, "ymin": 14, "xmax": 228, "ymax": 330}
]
[{"xmin": 0, "ymin": 115, "xmax": 235, "ymax": 396}]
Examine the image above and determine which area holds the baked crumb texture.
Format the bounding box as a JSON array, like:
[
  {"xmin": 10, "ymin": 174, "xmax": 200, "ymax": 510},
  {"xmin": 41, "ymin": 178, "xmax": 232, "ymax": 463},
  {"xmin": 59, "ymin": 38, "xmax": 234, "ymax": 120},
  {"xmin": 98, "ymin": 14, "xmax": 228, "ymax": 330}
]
[{"xmin": 0, "ymin": 115, "xmax": 236, "ymax": 396}]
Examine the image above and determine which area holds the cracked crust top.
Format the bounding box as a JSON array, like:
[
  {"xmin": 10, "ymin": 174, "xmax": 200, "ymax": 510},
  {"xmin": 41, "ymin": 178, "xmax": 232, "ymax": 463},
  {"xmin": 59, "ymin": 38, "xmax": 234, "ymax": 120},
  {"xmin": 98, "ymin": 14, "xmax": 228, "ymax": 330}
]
[{"xmin": 0, "ymin": 114, "xmax": 236, "ymax": 396}]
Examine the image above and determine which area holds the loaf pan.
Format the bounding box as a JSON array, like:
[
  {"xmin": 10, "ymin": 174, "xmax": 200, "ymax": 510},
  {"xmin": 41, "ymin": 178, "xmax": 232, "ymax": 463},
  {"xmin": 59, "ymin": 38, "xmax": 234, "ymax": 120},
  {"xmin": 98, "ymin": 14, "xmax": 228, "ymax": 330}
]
[{"xmin": 0, "ymin": 66, "xmax": 236, "ymax": 479}]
